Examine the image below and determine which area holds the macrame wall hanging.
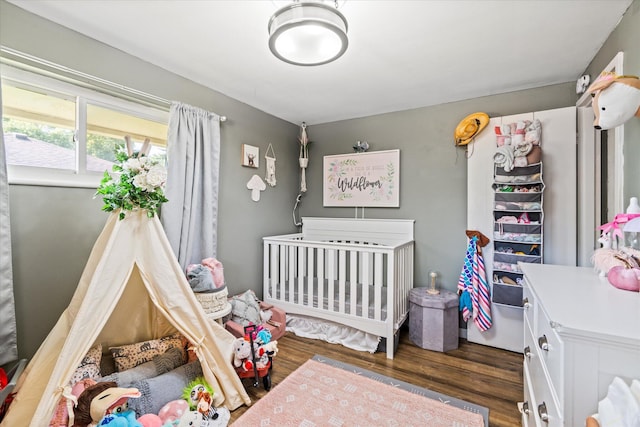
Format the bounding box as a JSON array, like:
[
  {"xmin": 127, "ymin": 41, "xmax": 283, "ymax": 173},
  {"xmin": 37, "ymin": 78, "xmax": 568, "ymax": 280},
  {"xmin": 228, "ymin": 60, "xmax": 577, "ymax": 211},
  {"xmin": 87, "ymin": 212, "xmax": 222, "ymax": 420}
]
[
  {"xmin": 299, "ymin": 122, "xmax": 310, "ymax": 193},
  {"xmin": 265, "ymin": 143, "xmax": 277, "ymax": 187}
]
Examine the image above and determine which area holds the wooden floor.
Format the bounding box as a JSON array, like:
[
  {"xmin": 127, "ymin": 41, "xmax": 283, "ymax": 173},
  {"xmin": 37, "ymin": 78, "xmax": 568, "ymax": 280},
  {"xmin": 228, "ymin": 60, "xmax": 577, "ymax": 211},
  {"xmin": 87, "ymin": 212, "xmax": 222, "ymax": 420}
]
[{"xmin": 229, "ymin": 328, "xmax": 523, "ymax": 427}]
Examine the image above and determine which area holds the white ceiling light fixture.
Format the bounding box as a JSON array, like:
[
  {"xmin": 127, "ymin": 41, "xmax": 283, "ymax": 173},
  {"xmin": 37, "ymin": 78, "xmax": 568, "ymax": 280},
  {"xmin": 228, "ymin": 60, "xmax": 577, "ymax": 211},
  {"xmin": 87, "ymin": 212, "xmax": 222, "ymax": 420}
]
[{"xmin": 268, "ymin": 1, "xmax": 348, "ymax": 66}]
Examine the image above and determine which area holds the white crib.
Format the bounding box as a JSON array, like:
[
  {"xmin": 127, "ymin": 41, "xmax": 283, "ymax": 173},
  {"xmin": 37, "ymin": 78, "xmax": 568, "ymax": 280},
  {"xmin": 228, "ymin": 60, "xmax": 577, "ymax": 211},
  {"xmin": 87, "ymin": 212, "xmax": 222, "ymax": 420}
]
[{"xmin": 263, "ymin": 217, "xmax": 415, "ymax": 359}]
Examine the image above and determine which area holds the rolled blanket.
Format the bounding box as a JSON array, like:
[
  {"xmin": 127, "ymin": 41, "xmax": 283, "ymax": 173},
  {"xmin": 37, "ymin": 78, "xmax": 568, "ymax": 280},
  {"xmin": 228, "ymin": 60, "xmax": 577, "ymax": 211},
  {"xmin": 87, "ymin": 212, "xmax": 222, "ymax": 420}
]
[
  {"xmin": 99, "ymin": 347, "xmax": 186, "ymax": 387},
  {"xmin": 127, "ymin": 361, "xmax": 203, "ymax": 417},
  {"xmin": 186, "ymin": 264, "xmax": 215, "ymax": 292},
  {"xmin": 494, "ymin": 145, "xmax": 515, "ymax": 172}
]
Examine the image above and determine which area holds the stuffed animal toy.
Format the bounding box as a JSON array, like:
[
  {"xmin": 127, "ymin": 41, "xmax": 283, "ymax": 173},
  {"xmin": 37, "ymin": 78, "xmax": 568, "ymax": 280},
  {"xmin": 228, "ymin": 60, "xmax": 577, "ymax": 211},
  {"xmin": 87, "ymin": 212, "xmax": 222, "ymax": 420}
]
[
  {"xmin": 176, "ymin": 411, "xmax": 215, "ymax": 427},
  {"xmin": 73, "ymin": 382, "xmax": 141, "ymax": 427},
  {"xmin": 232, "ymin": 338, "xmax": 253, "ymax": 371},
  {"xmin": 97, "ymin": 412, "xmax": 142, "ymax": 427},
  {"xmin": 255, "ymin": 329, "xmax": 272, "ymax": 345},
  {"xmin": 587, "ymin": 72, "xmax": 640, "ymax": 130},
  {"xmin": 182, "ymin": 377, "xmax": 219, "ymax": 421},
  {"xmin": 261, "ymin": 340, "xmax": 278, "ymax": 358},
  {"xmin": 157, "ymin": 400, "xmax": 189, "ymax": 425}
]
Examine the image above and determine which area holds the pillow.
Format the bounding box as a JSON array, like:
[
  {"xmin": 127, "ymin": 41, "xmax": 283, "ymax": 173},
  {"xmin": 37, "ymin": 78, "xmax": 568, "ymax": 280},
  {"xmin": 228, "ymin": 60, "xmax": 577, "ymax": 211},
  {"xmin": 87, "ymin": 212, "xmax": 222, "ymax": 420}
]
[
  {"xmin": 70, "ymin": 344, "xmax": 102, "ymax": 386},
  {"xmin": 49, "ymin": 378, "xmax": 96, "ymax": 427},
  {"xmin": 127, "ymin": 361, "xmax": 203, "ymax": 417},
  {"xmin": 229, "ymin": 290, "xmax": 261, "ymax": 326},
  {"xmin": 100, "ymin": 347, "xmax": 186, "ymax": 386},
  {"xmin": 109, "ymin": 333, "xmax": 186, "ymax": 372}
]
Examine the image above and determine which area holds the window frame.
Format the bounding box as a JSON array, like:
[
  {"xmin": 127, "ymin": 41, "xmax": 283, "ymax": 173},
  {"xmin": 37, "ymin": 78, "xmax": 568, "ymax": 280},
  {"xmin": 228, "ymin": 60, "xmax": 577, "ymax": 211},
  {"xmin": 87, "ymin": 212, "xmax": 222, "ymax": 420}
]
[{"xmin": 1, "ymin": 64, "xmax": 169, "ymax": 188}]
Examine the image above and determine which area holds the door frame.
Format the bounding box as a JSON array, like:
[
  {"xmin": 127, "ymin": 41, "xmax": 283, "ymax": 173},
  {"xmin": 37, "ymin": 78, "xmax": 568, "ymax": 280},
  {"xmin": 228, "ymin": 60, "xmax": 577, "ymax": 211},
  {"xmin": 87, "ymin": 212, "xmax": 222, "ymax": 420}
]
[{"xmin": 576, "ymin": 52, "xmax": 624, "ymax": 266}]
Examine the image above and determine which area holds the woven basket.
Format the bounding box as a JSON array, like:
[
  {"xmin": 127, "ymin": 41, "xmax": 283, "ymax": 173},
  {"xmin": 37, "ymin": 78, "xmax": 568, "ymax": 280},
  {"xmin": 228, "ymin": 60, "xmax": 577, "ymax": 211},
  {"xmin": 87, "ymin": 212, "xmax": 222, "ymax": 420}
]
[{"xmin": 195, "ymin": 286, "xmax": 229, "ymax": 314}]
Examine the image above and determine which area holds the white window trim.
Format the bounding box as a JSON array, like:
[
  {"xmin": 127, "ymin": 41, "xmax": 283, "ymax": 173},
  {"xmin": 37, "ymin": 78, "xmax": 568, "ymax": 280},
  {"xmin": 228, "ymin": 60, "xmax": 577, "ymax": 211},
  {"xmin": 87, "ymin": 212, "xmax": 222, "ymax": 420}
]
[{"xmin": 1, "ymin": 64, "xmax": 169, "ymax": 188}]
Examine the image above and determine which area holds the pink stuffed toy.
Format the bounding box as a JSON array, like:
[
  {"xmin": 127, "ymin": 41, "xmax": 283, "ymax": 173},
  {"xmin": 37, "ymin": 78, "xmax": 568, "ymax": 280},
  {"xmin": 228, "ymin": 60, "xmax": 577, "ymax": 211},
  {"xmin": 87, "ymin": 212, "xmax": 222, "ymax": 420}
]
[{"xmin": 158, "ymin": 399, "xmax": 190, "ymax": 425}]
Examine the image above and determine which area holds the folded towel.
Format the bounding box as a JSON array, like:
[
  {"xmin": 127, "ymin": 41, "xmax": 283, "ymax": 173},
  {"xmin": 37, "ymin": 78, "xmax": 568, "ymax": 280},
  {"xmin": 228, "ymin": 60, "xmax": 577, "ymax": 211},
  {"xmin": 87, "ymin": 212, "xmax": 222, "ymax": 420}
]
[{"xmin": 494, "ymin": 145, "xmax": 515, "ymax": 172}]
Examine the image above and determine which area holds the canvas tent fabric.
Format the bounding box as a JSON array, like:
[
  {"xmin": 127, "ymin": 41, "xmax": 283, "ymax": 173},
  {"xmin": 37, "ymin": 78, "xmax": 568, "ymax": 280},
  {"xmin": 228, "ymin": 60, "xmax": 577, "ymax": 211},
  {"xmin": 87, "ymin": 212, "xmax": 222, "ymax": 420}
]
[{"xmin": 1, "ymin": 210, "xmax": 250, "ymax": 426}]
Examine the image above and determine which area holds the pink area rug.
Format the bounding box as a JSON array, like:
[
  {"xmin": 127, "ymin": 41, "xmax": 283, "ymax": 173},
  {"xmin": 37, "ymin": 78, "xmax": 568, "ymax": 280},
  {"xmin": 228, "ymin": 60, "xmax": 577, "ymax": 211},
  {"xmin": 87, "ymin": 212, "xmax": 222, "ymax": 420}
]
[{"xmin": 232, "ymin": 357, "xmax": 486, "ymax": 427}]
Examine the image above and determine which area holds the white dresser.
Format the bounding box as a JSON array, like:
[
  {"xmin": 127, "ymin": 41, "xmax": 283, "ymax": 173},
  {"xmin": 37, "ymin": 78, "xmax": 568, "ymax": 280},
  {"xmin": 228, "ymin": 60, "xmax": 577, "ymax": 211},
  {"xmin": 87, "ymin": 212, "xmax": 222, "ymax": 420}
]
[{"xmin": 519, "ymin": 263, "xmax": 640, "ymax": 426}]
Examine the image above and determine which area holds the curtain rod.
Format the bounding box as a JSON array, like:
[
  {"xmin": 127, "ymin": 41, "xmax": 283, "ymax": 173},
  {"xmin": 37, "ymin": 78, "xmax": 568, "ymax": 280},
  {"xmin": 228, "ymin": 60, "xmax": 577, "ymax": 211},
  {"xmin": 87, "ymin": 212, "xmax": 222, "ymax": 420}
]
[{"xmin": 0, "ymin": 46, "xmax": 226, "ymax": 122}]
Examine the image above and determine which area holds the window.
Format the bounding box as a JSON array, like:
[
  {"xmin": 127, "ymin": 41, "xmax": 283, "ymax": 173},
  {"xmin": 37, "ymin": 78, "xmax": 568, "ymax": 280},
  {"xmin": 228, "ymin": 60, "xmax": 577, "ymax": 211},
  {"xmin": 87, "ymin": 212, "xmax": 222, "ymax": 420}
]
[{"xmin": 1, "ymin": 65, "xmax": 169, "ymax": 187}]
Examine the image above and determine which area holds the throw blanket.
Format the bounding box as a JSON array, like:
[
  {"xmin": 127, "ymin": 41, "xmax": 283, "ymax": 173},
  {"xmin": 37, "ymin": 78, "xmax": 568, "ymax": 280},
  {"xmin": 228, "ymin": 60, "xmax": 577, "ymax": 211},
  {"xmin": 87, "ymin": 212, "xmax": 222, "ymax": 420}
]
[
  {"xmin": 457, "ymin": 236, "xmax": 492, "ymax": 331},
  {"xmin": 494, "ymin": 145, "xmax": 515, "ymax": 172}
]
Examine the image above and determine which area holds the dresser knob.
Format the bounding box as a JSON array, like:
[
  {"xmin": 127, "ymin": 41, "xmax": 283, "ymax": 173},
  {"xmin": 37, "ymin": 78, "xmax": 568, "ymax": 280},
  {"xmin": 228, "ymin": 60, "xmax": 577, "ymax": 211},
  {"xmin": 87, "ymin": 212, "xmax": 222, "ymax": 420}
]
[
  {"xmin": 538, "ymin": 402, "xmax": 549, "ymax": 422},
  {"xmin": 522, "ymin": 297, "xmax": 530, "ymax": 308},
  {"xmin": 520, "ymin": 400, "xmax": 530, "ymax": 415},
  {"xmin": 538, "ymin": 335, "xmax": 549, "ymax": 351},
  {"xmin": 523, "ymin": 346, "xmax": 532, "ymax": 359}
]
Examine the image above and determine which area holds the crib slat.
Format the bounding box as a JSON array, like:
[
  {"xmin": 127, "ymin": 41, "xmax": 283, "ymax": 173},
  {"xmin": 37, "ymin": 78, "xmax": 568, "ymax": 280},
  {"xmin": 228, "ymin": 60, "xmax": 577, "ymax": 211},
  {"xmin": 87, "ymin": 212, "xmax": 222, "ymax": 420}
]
[
  {"xmin": 361, "ymin": 252, "xmax": 370, "ymax": 318},
  {"xmin": 327, "ymin": 249, "xmax": 335, "ymax": 311},
  {"xmin": 279, "ymin": 244, "xmax": 286, "ymax": 301},
  {"xmin": 350, "ymin": 250, "xmax": 357, "ymax": 316},
  {"xmin": 307, "ymin": 246, "xmax": 314, "ymax": 308},
  {"xmin": 374, "ymin": 252, "xmax": 383, "ymax": 321},
  {"xmin": 289, "ymin": 245, "xmax": 295, "ymax": 303},
  {"xmin": 338, "ymin": 249, "xmax": 346, "ymax": 314},
  {"xmin": 317, "ymin": 248, "xmax": 324, "ymax": 310},
  {"xmin": 298, "ymin": 246, "xmax": 305, "ymax": 305}
]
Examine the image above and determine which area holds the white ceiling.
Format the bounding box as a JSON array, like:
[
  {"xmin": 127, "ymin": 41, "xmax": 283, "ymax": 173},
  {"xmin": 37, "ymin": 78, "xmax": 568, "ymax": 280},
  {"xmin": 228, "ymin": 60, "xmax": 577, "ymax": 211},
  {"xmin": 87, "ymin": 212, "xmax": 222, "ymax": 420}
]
[{"xmin": 6, "ymin": 0, "xmax": 633, "ymax": 125}]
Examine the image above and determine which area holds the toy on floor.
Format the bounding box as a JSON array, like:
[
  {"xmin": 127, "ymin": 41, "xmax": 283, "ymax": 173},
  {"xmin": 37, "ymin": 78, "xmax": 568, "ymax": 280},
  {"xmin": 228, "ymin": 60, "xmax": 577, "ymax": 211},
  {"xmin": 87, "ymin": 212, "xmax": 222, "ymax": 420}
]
[
  {"xmin": 158, "ymin": 400, "xmax": 190, "ymax": 425},
  {"xmin": 183, "ymin": 377, "xmax": 219, "ymax": 421},
  {"xmin": 72, "ymin": 382, "xmax": 142, "ymax": 427}
]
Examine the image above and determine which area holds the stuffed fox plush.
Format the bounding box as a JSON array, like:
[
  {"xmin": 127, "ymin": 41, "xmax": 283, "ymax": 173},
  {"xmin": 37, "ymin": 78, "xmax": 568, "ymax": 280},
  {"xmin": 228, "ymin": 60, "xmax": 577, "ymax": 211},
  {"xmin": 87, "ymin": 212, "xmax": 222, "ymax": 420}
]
[{"xmin": 587, "ymin": 72, "xmax": 640, "ymax": 130}]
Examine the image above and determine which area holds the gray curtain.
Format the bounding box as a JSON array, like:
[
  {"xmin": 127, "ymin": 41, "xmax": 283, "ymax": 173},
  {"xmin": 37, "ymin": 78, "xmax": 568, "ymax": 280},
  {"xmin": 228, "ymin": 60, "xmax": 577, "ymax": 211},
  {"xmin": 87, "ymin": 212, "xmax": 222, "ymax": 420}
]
[
  {"xmin": 161, "ymin": 102, "xmax": 221, "ymax": 270},
  {"xmin": 0, "ymin": 81, "xmax": 19, "ymax": 365}
]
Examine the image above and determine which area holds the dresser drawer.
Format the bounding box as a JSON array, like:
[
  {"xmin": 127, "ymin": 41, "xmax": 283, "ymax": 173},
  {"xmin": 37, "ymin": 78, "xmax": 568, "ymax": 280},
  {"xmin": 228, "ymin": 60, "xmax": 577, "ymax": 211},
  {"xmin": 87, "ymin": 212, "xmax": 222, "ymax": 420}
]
[
  {"xmin": 525, "ymin": 347, "xmax": 563, "ymax": 426},
  {"xmin": 521, "ymin": 361, "xmax": 537, "ymax": 427},
  {"xmin": 536, "ymin": 306, "xmax": 564, "ymax": 409}
]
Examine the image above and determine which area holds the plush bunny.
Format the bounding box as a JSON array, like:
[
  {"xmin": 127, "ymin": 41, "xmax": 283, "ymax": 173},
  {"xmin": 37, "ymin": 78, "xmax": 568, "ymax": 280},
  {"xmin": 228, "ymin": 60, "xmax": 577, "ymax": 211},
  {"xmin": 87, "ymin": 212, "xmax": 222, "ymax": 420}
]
[{"xmin": 587, "ymin": 72, "xmax": 640, "ymax": 130}]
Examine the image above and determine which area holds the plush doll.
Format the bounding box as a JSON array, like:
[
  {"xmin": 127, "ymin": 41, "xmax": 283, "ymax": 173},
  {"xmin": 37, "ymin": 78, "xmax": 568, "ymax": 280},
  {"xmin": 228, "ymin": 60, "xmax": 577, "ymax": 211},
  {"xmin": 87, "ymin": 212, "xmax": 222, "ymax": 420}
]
[
  {"xmin": 182, "ymin": 377, "xmax": 219, "ymax": 421},
  {"xmin": 73, "ymin": 382, "xmax": 141, "ymax": 427},
  {"xmin": 587, "ymin": 72, "xmax": 640, "ymax": 130},
  {"xmin": 232, "ymin": 338, "xmax": 253, "ymax": 371}
]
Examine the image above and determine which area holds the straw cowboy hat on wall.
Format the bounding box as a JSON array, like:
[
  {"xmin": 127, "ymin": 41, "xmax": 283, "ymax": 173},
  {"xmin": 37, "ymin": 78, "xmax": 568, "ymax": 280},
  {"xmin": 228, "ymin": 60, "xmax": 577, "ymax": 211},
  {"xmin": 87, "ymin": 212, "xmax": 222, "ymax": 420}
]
[{"xmin": 454, "ymin": 112, "xmax": 490, "ymax": 146}]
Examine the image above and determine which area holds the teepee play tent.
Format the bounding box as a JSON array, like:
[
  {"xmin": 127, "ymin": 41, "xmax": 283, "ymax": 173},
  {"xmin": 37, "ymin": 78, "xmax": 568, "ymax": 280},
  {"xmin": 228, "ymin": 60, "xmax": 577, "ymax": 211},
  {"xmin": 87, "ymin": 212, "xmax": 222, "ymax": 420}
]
[{"xmin": 1, "ymin": 209, "xmax": 250, "ymax": 426}]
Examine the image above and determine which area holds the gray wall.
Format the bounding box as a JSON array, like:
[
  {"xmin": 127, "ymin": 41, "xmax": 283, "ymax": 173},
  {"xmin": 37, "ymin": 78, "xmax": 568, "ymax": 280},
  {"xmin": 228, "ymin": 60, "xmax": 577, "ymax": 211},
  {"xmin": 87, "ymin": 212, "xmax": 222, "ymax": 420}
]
[
  {"xmin": 1, "ymin": 0, "xmax": 300, "ymax": 359},
  {"xmin": 300, "ymin": 83, "xmax": 575, "ymax": 292},
  {"xmin": 2, "ymin": 0, "xmax": 638, "ymax": 360},
  {"xmin": 581, "ymin": 0, "xmax": 640, "ymax": 202}
]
